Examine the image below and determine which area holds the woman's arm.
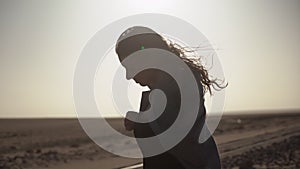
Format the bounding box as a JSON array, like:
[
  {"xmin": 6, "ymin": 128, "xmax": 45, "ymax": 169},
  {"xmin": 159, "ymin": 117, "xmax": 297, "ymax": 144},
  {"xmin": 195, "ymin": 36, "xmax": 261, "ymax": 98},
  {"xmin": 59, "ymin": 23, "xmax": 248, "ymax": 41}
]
[{"xmin": 124, "ymin": 91, "xmax": 150, "ymax": 131}]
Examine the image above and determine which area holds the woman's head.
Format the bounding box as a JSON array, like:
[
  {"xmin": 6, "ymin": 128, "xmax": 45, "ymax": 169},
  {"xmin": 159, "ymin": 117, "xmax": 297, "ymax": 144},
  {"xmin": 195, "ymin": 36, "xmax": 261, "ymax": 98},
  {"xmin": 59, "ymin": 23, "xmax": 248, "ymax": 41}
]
[
  {"xmin": 115, "ymin": 26, "xmax": 168, "ymax": 86},
  {"xmin": 116, "ymin": 27, "xmax": 169, "ymax": 60},
  {"xmin": 115, "ymin": 26, "xmax": 227, "ymax": 93}
]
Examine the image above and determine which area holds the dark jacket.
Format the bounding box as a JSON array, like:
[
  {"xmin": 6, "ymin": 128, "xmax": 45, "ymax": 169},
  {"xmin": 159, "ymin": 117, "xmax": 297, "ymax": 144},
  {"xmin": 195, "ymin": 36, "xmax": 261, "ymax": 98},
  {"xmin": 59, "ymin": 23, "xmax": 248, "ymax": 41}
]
[{"xmin": 134, "ymin": 69, "xmax": 221, "ymax": 169}]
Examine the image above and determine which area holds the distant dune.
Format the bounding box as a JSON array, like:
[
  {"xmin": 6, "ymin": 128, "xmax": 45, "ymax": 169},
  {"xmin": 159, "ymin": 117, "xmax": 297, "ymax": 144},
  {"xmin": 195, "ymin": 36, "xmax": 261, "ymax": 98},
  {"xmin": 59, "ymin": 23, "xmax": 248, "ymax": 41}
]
[{"xmin": 0, "ymin": 111, "xmax": 299, "ymax": 169}]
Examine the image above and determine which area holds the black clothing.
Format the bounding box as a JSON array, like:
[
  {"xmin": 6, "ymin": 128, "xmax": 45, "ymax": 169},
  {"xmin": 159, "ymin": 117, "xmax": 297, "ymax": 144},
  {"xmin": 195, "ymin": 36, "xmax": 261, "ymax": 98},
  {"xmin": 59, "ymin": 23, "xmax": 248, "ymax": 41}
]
[{"xmin": 133, "ymin": 70, "xmax": 221, "ymax": 169}]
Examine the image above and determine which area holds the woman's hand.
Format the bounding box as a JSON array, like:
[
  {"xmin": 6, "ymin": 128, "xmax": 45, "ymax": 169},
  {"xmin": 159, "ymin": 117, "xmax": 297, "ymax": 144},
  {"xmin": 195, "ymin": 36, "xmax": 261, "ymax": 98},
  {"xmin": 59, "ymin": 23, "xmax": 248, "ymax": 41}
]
[
  {"xmin": 124, "ymin": 111, "xmax": 138, "ymax": 131},
  {"xmin": 124, "ymin": 118, "xmax": 135, "ymax": 131}
]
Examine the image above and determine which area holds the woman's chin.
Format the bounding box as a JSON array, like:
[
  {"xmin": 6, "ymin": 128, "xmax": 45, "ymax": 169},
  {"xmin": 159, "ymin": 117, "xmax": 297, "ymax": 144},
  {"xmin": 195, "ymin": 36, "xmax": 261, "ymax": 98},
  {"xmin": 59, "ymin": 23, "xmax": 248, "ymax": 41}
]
[
  {"xmin": 138, "ymin": 83, "xmax": 146, "ymax": 86},
  {"xmin": 137, "ymin": 81, "xmax": 148, "ymax": 87}
]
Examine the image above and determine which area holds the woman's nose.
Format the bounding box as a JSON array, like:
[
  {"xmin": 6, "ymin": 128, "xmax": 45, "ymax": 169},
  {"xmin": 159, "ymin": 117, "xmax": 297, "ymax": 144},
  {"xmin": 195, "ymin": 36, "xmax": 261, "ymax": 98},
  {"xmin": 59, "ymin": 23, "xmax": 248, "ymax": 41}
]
[{"xmin": 126, "ymin": 70, "xmax": 131, "ymax": 80}]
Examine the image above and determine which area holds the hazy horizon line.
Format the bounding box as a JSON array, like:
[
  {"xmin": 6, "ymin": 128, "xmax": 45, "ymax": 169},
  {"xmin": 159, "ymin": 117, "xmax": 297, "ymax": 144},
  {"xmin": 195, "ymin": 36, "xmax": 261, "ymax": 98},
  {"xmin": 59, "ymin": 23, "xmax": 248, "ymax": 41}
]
[{"xmin": 1, "ymin": 109, "xmax": 299, "ymax": 119}]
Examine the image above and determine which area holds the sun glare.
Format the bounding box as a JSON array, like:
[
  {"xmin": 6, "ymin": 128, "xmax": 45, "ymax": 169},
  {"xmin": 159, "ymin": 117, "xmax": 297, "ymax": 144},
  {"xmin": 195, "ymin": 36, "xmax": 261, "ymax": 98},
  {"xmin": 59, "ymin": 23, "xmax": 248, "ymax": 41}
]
[{"xmin": 129, "ymin": 0, "xmax": 175, "ymax": 10}]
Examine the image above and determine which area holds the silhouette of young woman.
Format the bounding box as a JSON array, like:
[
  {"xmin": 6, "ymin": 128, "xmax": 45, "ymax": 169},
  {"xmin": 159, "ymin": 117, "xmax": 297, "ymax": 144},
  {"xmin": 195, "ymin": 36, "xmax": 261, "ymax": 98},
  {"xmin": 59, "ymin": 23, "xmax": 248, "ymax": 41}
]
[{"xmin": 115, "ymin": 26, "xmax": 226, "ymax": 169}]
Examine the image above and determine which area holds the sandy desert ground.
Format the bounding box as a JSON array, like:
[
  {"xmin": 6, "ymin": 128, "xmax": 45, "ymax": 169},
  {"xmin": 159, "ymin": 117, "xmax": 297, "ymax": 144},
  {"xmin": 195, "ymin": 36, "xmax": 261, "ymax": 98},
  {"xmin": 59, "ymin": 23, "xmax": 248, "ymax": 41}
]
[{"xmin": 0, "ymin": 112, "xmax": 299, "ymax": 169}]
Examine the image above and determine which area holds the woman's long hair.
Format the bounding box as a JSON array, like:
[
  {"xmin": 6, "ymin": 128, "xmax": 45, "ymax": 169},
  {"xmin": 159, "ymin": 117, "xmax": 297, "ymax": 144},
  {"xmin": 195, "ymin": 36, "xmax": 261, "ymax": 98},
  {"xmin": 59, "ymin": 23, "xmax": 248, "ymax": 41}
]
[
  {"xmin": 115, "ymin": 27, "xmax": 227, "ymax": 95},
  {"xmin": 162, "ymin": 38, "xmax": 228, "ymax": 95}
]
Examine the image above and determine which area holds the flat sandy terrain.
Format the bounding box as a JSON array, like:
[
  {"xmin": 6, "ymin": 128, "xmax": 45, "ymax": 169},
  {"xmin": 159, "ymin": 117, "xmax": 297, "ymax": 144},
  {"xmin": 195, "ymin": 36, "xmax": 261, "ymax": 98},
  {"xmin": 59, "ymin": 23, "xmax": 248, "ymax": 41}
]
[{"xmin": 0, "ymin": 112, "xmax": 299, "ymax": 169}]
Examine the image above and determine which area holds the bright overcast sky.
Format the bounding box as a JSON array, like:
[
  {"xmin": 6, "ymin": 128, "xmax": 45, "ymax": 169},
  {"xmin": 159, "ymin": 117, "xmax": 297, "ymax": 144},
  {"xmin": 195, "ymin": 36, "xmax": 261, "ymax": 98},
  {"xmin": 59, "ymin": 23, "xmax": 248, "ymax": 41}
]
[{"xmin": 0, "ymin": 0, "xmax": 299, "ymax": 117}]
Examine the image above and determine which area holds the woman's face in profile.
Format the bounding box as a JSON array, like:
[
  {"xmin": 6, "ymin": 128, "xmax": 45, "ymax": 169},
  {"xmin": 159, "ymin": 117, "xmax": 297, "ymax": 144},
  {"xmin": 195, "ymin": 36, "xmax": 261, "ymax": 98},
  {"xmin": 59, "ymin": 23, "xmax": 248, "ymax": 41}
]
[
  {"xmin": 121, "ymin": 62, "xmax": 158, "ymax": 87},
  {"xmin": 116, "ymin": 34, "xmax": 167, "ymax": 87}
]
